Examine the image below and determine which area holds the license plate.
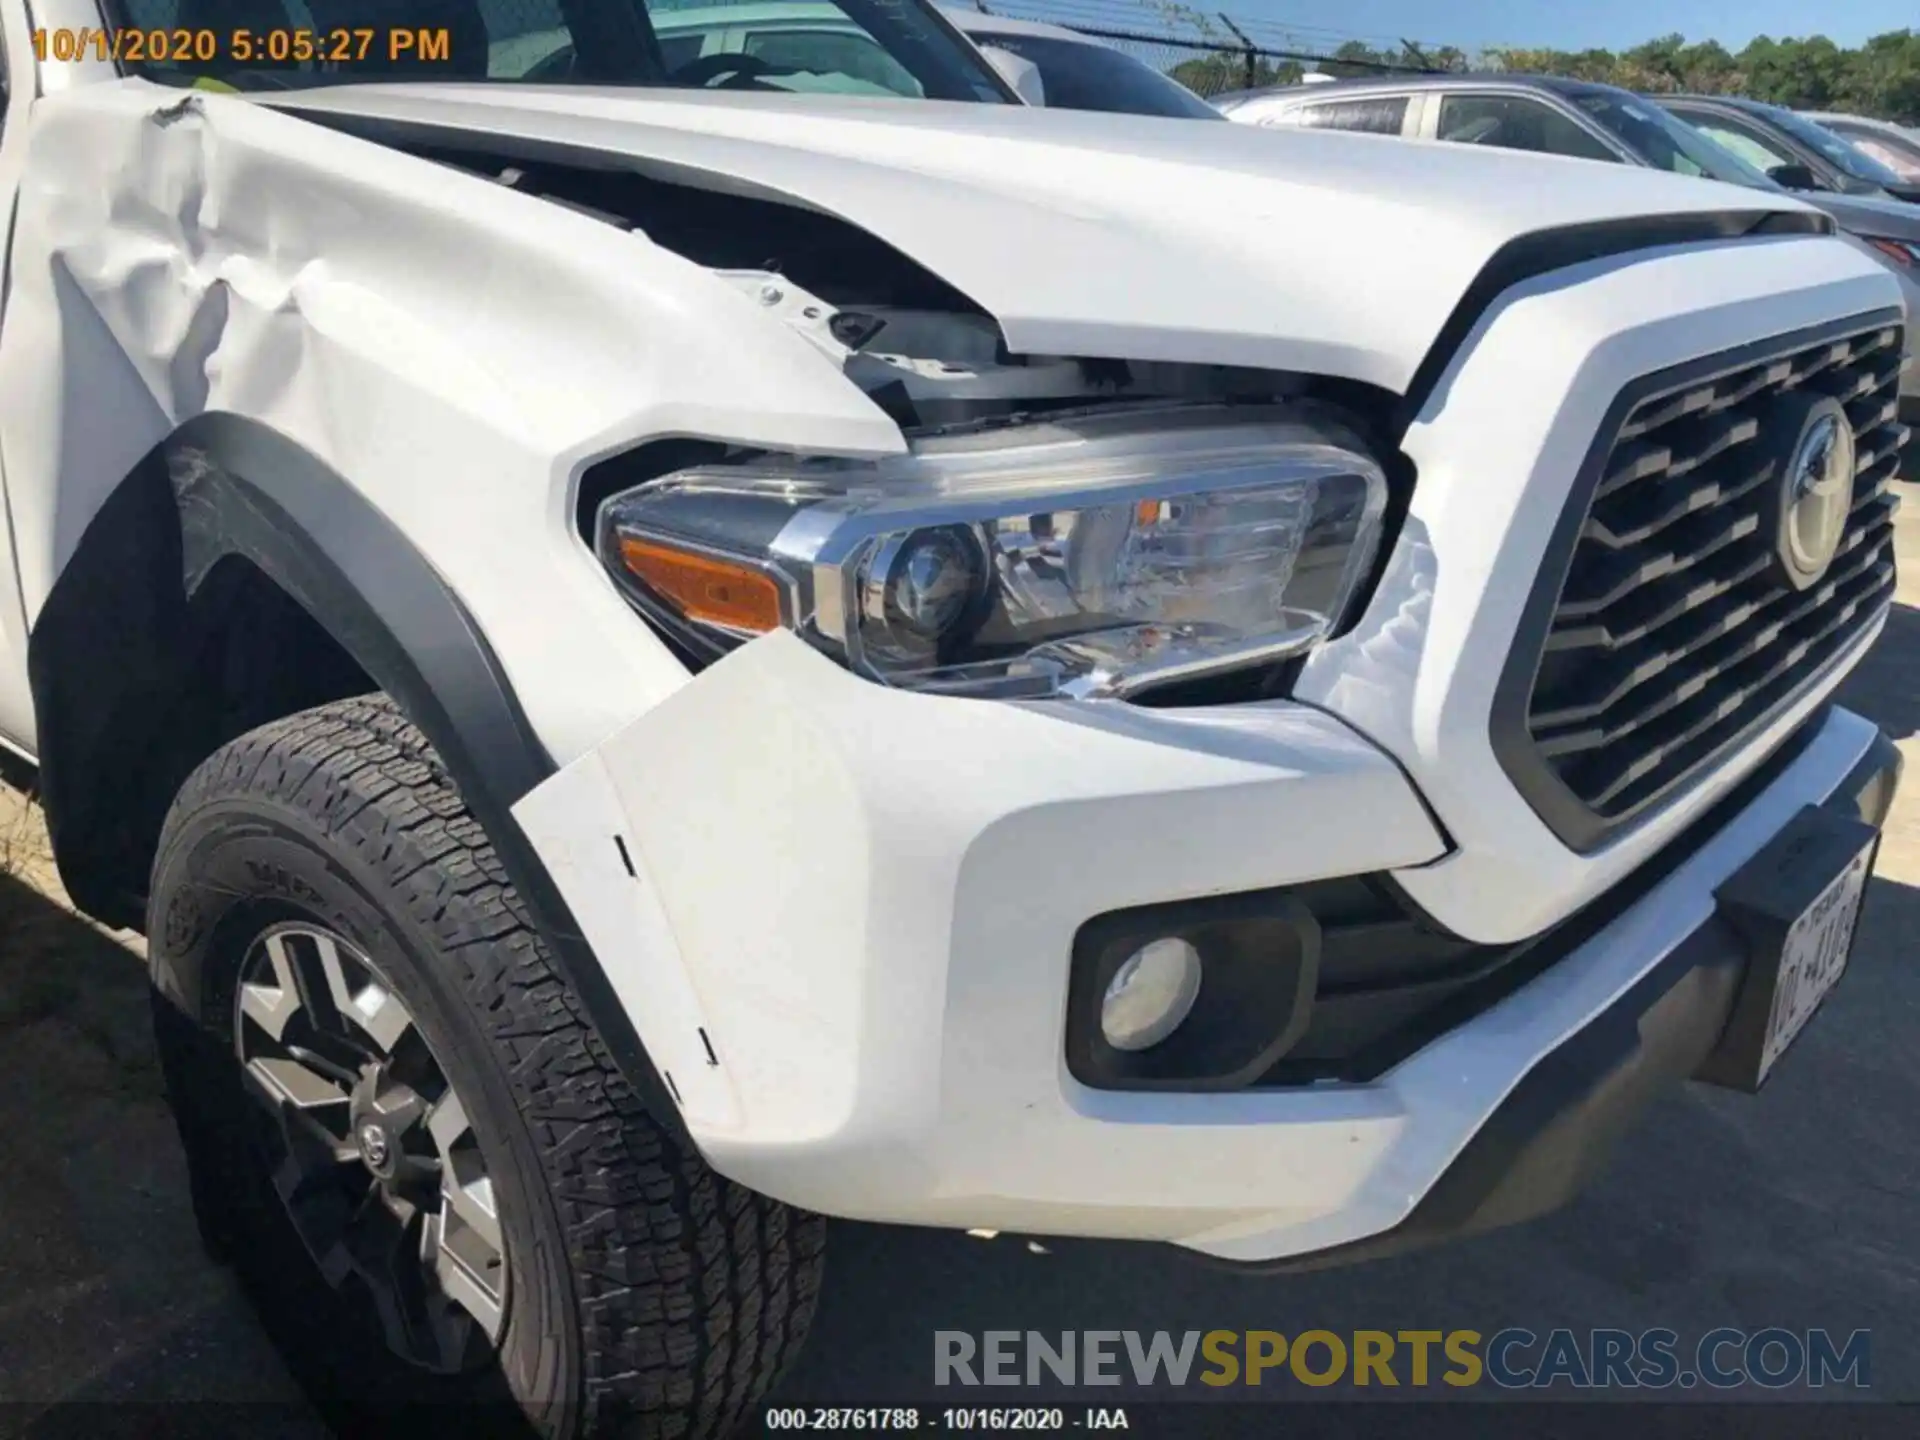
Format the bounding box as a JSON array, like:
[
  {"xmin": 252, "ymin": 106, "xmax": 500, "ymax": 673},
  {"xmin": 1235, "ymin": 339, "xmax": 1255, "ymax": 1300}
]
[
  {"xmin": 1755, "ymin": 840, "xmax": 1871, "ymax": 1083},
  {"xmin": 1697, "ymin": 805, "xmax": 1879, "ymax": 1093}
]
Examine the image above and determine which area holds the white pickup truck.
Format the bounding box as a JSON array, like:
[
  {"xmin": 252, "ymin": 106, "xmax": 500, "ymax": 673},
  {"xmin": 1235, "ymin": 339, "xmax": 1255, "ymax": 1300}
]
[{"xmin": 0, "ymin": 0, "xmax": 1907, "ymax": 1432}]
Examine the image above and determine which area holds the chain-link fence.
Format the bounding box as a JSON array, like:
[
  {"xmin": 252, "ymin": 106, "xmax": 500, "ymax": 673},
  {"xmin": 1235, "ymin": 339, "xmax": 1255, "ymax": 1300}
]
[
  {"xmin": 970, "ymin": 1, "xmax": 1449, "ymax": 98},
  {"xmin": 1028, "ymin": 24, "xmax": 1395, "ymax": 98}
]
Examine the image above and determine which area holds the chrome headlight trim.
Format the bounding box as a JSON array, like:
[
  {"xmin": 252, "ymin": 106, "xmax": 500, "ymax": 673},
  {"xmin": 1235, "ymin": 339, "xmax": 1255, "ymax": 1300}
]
[{"xmin": 598, "ymin": 404, "xmax": 1389, "ymax": 700}]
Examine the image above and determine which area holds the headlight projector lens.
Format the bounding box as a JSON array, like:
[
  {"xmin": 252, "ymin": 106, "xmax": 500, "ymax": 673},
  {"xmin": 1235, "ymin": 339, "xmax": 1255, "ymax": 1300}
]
[
  {"xmin": 1100, "ymin": 937, "xmax": 1203, "ymax": 1052},
  {"xmin": 859, "ymin": 526, "xmax": 985, "ymax": 662}
]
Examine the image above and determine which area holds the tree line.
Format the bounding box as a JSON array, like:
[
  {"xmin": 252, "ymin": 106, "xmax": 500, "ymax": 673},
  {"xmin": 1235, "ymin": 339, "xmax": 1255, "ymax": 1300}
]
[
  {"xmin": 1161, "ymin": 24, "xmax": 1920, "ymax": 121},
  {"xmin": 1497, "ymin": 31, "xmax": 1920, "ymax": 122},
  {"xmin": 1341, "ymin": 31, "xmax": 1917, "ymax": 121}
]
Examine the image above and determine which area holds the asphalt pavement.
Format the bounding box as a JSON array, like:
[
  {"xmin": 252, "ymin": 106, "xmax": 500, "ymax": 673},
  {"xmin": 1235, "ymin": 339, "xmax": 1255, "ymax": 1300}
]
[{"xmin": 1, "ymin": 488, "xmax": 1916, "ymax": 1429}]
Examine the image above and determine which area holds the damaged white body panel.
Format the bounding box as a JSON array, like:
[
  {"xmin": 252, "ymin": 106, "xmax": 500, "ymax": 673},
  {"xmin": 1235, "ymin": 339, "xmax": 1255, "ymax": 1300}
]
[
  {"xmin": 0, "ymin": 79, "xmax": 903, "ymax": 760},
  {"xmin": 258, "ymin": 80, "xmax": 1819, "ymax": 391},
  {"xmin": 514, "ymin": 629, "xmax": 1453, "ymax": 1241},
  {"xmin": 504, "ymin": 220, "xmax": 1903, "ymax": 1256},
  {"xmin": 0, "ymin": 23, "xmax": 1907, "ymax": 1279},
  {"xmin": 0, "ymin": 73, "xmax": 1872, "ymax": 763},
  {"xmin": 515, "ymin": 657, "xmax": 1887, "ymax": 1254}
]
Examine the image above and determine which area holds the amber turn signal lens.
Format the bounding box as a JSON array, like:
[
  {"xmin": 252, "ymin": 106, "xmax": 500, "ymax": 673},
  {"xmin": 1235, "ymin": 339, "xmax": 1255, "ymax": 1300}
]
[{"xmin": 616, "ymin": 536, "xmax": 784, "ymax": 633}]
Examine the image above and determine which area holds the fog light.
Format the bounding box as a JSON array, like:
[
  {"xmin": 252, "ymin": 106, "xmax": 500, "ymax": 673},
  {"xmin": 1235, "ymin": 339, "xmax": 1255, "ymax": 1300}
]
[{"xmin": 1100, "ymin": 937, "xmax": 1203, "ymax": 1051}]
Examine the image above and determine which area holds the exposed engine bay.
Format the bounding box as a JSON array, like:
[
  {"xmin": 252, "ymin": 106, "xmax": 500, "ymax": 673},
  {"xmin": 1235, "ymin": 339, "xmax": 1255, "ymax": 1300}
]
[
  {"xmin": 412, "ymin": 144, "xmax": 1385, "ymax": 434},
  {"xmin": 356, "ymin": 140, "xmax": 1411, "ymax": 700}
]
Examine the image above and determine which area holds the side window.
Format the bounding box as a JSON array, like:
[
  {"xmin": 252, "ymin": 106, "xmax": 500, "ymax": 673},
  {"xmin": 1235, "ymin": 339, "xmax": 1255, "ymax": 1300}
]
[
  {"xmin": 1683, "ymin": 117, "xmax": 1795, "ymax": 173},
  {"xmin": 124, "ymin": 0, "xmax": 308, "ymax": 20},
  {"xmin": 1839, "ymin": 134, "xmax": 1920, "ymax": 183},
  {"xmin": 476, "ymin": 0, "xmax": 562, "ymax": 43},
  {"xmin": 1288, "ymin": 97, "xmax": 1410, "ymax": 136},
  {"xmin": 657, "ymin": 36, "xmax": 707, "ymax": 71},
  {"xmin": 1436, "ymin": 94, "xmax": 1616, "ymax": 162},
  {"xmin": 476, "ymin": 0, "xmax": 569, "ymax": 77},
  {"xmin": 741, "ymin": 28, "xmax": 919, "ymax": 94}
]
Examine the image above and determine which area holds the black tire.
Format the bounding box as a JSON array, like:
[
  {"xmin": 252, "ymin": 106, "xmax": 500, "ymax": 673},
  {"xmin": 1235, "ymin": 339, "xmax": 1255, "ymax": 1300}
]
[{"xmin": 147, "ymin": 695, "xmax": 825, "ymax": 1437}]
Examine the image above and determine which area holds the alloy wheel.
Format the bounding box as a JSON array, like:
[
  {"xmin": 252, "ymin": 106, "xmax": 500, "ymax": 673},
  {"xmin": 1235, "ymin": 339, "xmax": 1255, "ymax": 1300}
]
[{"xmin": 232, "ymin": 923, "xmax": 508, "ymax": 1373}]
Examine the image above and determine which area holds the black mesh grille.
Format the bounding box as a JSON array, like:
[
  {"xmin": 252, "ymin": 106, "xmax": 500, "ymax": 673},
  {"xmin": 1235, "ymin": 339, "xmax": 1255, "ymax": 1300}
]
[
  {"xmin": 1520, "ymin": 321, "xmax": 1906, "ymax": 834},
  {"xmin": 1253, "ymin": 875, "xmax": 1496, "ymax": 1085}
]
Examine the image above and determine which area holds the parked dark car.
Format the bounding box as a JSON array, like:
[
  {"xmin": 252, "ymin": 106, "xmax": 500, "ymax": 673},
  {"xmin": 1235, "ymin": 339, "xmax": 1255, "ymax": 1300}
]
[
  {"xmin": 1661, "ymin": 95, "xmax": 1920, "ymax": 206},
  {"xmin": 943, "ymin": 8, "xmax": 1221, "ymax": 119},
  {"xmin": 1801, "ymin": 112, "xmax": 1920, "ymax": 185}
]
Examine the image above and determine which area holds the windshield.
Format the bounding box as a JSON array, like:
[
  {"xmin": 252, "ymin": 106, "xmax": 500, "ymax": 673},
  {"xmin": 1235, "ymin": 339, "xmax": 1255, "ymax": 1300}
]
[
  {"xmin": 1572, "ymin": 90, "xmax": 1776, "ymax": 189},
  {"xmin": 964, "ymin": 29, "xmax": 1220, "ymax": 119},
  {"xmin": 1822, "ymin": 122, "xmax": 1920, "ymax": 184},
  {"xmin": 101, "ymin": 0, "xmax": 1013, "ymax": 102},
  {"xmin": 1762, "ymin": 106, "xmax": 1910, "ymax": 189}
]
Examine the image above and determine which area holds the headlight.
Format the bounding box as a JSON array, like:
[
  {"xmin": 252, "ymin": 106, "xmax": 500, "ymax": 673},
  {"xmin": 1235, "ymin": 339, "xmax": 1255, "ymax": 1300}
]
[
  {"xmin": 1863, "ymin": 236, "xmax": 1920, "ymax": 267},
  {"xmin": 598, "ymin": 406, "xmax": 1387, "ymax": 699}
]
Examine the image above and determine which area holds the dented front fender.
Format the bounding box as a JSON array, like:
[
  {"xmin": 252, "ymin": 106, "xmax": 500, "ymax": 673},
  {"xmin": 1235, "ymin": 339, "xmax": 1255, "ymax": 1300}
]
[{"xmin": 0, "ymin": 78, "xmax": 902, "ymax": 762}]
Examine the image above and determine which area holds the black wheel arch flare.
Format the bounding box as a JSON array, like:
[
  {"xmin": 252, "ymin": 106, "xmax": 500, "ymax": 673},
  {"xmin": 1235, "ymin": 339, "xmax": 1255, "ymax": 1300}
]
[
  {"xmin": 1392, "ymin": 206, "xmax": 1835, "ymax": 439},
  {"xmin": 27, "ymin": 412, "xmax": 692, "ymax": 1144}
]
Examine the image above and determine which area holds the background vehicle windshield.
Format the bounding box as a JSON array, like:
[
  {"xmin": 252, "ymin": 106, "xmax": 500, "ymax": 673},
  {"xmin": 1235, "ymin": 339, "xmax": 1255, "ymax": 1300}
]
[
  {"xmin": 1762, "ymin": 106, "xmax": 1910, "ymax": 190},
  {"xmin": 1571, "ymin": 89, "xmax": 1776, "ymax": 188},
  {"xmin": 103, "ymin": 0, "xmax": 1013, "ymax": 102},
  {"xmin": 965, "ymin": 29, "xmax": 1220, "ymax": 119},
  {"xmin": 1821, "ymin": 122, "xmax": 1920, "ymax": 184}
]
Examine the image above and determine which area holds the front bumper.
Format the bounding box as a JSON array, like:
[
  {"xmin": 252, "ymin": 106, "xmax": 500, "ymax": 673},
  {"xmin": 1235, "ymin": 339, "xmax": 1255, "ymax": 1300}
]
[
  {"xmin": 1223, "ymin": 718, "xmax": 1900, "ymax": 1272},
  {"xmin": 511, "ymin": 229, "xmax": 1904, "ymax": 1268},
  {"xmin": 514, "ymin": 625, "xmax": 1896, "ymax": 1264}
]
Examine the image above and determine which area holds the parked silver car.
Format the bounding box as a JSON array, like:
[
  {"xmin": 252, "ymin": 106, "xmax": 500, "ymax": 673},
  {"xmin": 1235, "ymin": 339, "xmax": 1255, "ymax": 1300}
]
[{"xmin": 1220, "ymin": 74, "xmax": 1920, "ymax": 422}]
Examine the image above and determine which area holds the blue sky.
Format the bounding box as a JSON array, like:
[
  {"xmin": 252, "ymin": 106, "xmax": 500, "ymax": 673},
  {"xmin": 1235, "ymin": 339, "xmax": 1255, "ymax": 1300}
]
[{"xmin": 1242, "ymin": 0, "xmax": 1916, "ymax": 52}]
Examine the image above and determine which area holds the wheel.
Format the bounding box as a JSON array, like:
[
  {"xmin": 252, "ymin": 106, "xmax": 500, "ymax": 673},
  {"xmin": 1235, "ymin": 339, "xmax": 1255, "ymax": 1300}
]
[{"xmin": 147, "ymin": 695, "xmax": 825, "ymax": 1436}]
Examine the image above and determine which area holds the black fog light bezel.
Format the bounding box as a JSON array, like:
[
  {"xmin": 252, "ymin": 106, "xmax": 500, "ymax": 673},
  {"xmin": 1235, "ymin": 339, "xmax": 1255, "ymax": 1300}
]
[{"xmin": 1065, "ymin": 889, "xmax": 1322, "ymax": 1091}]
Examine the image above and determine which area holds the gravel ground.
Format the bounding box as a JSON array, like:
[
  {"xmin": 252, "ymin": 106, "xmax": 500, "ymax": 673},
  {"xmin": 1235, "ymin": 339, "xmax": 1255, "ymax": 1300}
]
[{"xmin": 1, "ymin": 488, "xmax": 1917, "ymax": 1428}]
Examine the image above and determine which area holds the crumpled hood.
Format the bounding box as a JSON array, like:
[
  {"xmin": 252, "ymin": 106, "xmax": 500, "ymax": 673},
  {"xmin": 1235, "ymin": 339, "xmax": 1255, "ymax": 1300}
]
[{"xmin": 266, "ymin": 84, "xmax": 1823, "ymax": 393}]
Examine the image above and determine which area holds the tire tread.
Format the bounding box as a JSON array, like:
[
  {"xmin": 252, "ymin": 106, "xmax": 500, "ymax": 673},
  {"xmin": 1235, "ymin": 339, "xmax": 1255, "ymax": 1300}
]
[{"xmin": 161, "ymin": 695, "xmax": 824, "ymax": 1438}]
